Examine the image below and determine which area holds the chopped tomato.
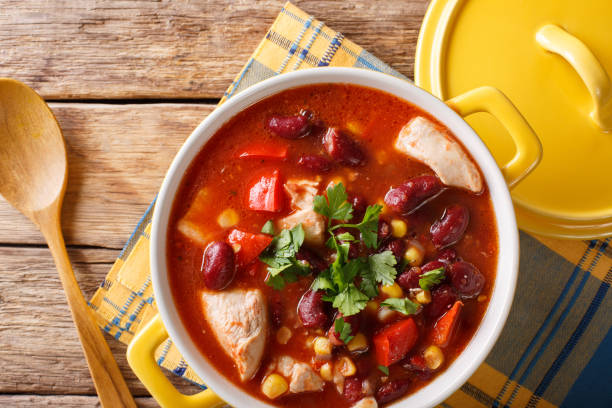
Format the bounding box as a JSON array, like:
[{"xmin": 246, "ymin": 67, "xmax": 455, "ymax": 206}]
[
  {"xmin": 227, "ymin": 229, "xmax": 273, "ymax": 267},
  {"xmin": 237, "ymin": 143, "xmax": 288, "ymax": 160},
  {"xmin": 248, "ymin": 170, "xmax": 284, "ymax": 212},
  {"xmin": 373, "ymin": 318, "xmax": 419, "ymax": 367},
  {"xmin": 432, "ymin": 300, "xmax": 463, "ymax": 347}
]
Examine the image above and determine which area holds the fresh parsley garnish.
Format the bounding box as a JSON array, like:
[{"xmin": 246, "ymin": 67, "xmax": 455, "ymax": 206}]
[
  {"xmin": 314, "ymin": 182, "xmax": 354, "ymax": 223},
  {"xmin": 261, "ymin": 220, "xmax": 275, "ymax": 235},
  {"xmin": 335, "ymin": 317, "xmax": 354, "ymax": 344},
  {"xmin": 380, "ymin": 297, "xmax": 420, "ymax": 315},
  {"xmin": 333, "ymin": 284, "xmax": 370, "ymax": 317},
  {"xmin": 259, "ymin": 224, "xmax": 310, "ymax": 289},
  {"xmin": 419, "ymin": 267, "xmax": 446, "ymax": 291},
  {"xmin": 378, "ymin": 365, "xmax": 390, "ymax": 376},
  {"xmin": 368, "ymin": 251, "xmax": 398, "ymax": 286}
]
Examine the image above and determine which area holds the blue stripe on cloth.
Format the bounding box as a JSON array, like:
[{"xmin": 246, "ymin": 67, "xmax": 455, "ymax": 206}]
[
  {"xmin": 276, "ymin": 16, "xmax": 312, "ymax": 73},
  {"xmin": 157, "ymin": 338, "xmax": 172, "ymax": 366},
  {"xmin": 526, "ymin": 253, "xmax": 611, "ymax": 406},
  {"xmin": 318, "ymin": 32, "xmax": 344, "ymax": 66},
  {"xmin": 561, "ymin": 326, "xmax": 612, "ymax": 408},
  {"xmin": 503, "ymin": 239, "xmax": 609, "ymax": 407},
  {"xmin": 226, "ymin": 58, "xmax": 256, "ymax": 100},
  {"xmin": 292, "ymin": 21, "xmax": 323, "ymax": 70},
  {"xmin": 493, "ymin": 239, "xmax": 599, "ymax": 407},
  {"xmin": 118, "ymin": 197, "xmax": 156, "ymax": 260}
]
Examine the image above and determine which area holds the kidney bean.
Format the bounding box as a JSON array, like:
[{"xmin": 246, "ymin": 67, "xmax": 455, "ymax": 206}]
[
  {"xmin": 377, "ymin": 219, "xmax": 391, "ymax": 243},
  {"xmin": 298, "ymin": 289, "xmax": 331, "ymax": 329},
  {"xmin": 376, "ymin": 378, "xmax": 412, "ymax": 404},
  {"xmin": 427, "ymin": 284, "xmax": 458, "ymax": 319},
  {"xmin": 437, "ymin": 248, "xmax": 458, "ymax": 264},
  {"xmin": 402, "ymin": 355, "xmax": 433, "ymax": 381},
  {"xmin": 201, "ymin": 241, "xmax": 236, "ymax": 290},
  {"xmin": 329, "ymin": 313, "xmax": 360, "ymax": 345},
  {"xmin": 297, "ymin": 154, "xmax": 332, "ymax": 172},
  {"xmin": 349, "ymin": 193, "xmax": 368, "ymax": 221},
  {"xmin": 397, "ymin": 266, "xmax": 423, "ymax": 290},
  {"xmin": 296, "ymin": 247, "xmax": 328, "ymax": 274},
  {"xmin": 384, "ymin": 175, "xmax": 444, "ymax": 215},
  {"xmin": 268, "ymin": 114, "xmax": 311, "ymax": 139},
  {"xmin": 430, "ymin": 205, "xmax": 470, "ymax": 249},
  {"xmin": 447, "ymin": 261, "xmax": 485, "ymax": 298},
  {"xmin": 343, "ymin": 377, "xmax": 364, "ymax": 403},
  {"xmin": 378, "ymin": 238, "xmax": 405, "ymax": 264},
  {"xmin": 323, "ymin": 127, "xmax": 366, "ymax": 166}
]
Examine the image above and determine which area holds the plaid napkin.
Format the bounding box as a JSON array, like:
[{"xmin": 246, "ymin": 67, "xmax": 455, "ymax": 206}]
[{"xmin": 89, "ymin": 2, "xmax": 612, "ymax": 407}]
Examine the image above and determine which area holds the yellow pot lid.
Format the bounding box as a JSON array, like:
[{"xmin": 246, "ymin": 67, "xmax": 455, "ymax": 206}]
[{"xmin": 416, "ymin": 0, "xmax": 612, "ymax": 239}]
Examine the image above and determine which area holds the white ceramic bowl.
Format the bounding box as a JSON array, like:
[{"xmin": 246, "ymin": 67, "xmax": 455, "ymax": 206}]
[{"xmin": 150, "ymin": 67, "xmax": 520, "ymax": 408}]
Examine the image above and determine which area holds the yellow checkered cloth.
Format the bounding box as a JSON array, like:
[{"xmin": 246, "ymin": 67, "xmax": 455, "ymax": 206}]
[{"xmin": 89, "ymin": 2, "xmax": 612, "ymax": 407}]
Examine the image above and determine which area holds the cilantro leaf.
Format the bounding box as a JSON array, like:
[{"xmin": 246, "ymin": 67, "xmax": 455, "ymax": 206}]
[
  {"xmin": 378, "ymin": 365, "xmax": 389, "ymax": 376},
  {"xmin": 314, "ymin": 182, "xmax": 353, "ymax": 222},
  {"xmin": 368, "ymin": 251, "xmax": 398, "ymax": 286},
  {"xmin": 359, "ymin": 267, "xmax": 379, "ymax": 298},
  {"xmin": 312, "ymin": 270, "xmax": 335, "ymax": 292},
  {"xmin": 259, "ymin": 224, "xmax": 309, "ymax": 290},
  {"xmin": 261, "ymin": 220, "xmax": 275, "ymax": 235},
  {"xmin": 357, "ymin": 204, "xmax": 382, "ymax": 248},
  {"xmin": 335, "ymin": 317, "xmax": 355, "ymax": 344},
  {"xmin": 419, "ymin": 267, "xmax": 446, "ymax": 291},
  {"xmin": 380, "ymin": 297, "xmax": 420, "ymax": 315},
  {"xmin": 333, "ymin": 284, "xmax": 369, "ymax": 316},
  {"xmin": 336, "ymin": 231, "xmax": 356, "ymax": 242}
]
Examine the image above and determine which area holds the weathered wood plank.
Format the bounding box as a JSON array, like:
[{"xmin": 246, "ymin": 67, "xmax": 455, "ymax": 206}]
[
  {"xmin": 0, "ymin": 103, "xmax": 215, "ymax": 248},
  {"xmin": 0, "ymin": 395, "xmax": 158, "ymax": 408},
  {"xmin": 0, "ymin": 246, "xmax": 196, "ymax": 396},
  {"xmin": 0, "ymin": 0, "xmax": 427, "ymax": 99}
]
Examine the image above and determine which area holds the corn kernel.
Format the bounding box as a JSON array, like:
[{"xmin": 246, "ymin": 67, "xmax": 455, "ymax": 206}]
[
  {"xmin": 320, "ymin": 362, "xmax": 333, "ymax": 381},
  {"xmin": 415, "ymin": 289, "xmax": 432, "ymax": 304},
  {"xmin": 391, "ymin": 219, "xmax": 407, "ymax": 238},
  {"xmin": 313, "ymin": 336, "xmax": 333, "ymax": 357},
  {"xmin": 347, "ymin": 333, "xmax": 368, "ymax": 352},
  {"xmin": 261, "ymin": 374, "xmax": 288, "ymax": 399},
  {"xmin": 404, "ymin": 244, "xmax": 424, "ymax": 267},
  {"xmin": 217, "ymin": 208, "xmax": 239, "ymax": 228},
  {"xmin": 366, "ymin": 300, "xmax": 379, "ymax": 313},
  {"xmin": 276, "ymin": 326, "xmax": 292, "ymax": 345},
  {"xmin": 305, "ymin": 336, "xmax": 315, "ymax": 348},
  {"xmin": 478, "ymin": 294, "xmax": 488, "ymax": 302},
  {"xmin": 380, "ymin": 282, "xmax": 403, "ymax": 298},
  {"xmin": 336, "ymin": 356, "xmax": 356, "ymax": 377},
  {"xmin": 424, "ymin": 345, "xmax": 444, "ymax": 370},
  {"xmin": 327, "ymin": 176, "xmax": 346, "ymax": 189},
  {"xmin": 346, "ymin": 121, "xmax": 363, "ymax": 136}
]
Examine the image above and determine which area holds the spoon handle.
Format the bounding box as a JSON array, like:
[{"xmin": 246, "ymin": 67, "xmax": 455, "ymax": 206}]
[{"xmin": 39, "ymin": 212, "xmax": 137, "ymax": 408}]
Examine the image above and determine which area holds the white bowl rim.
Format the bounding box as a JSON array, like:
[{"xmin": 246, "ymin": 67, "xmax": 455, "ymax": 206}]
[{"xmin": 150, "ymin": 67, "xmax": 519, "ymax": 408}]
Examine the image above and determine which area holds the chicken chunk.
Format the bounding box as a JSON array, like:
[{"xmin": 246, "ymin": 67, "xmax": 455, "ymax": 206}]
[
  {"xmin": 395, "ymin": 116, "xmax": 483, "ymax": 193},
  {"xmin": 278, "ymin": 179, "xmax": 325, "ymax": 245},
  {"xmin": 268, "ymin": 355, "xmax": 324, "ymax": 394},
  {"xmin": 352, "ymin": 397, "xmax": 378, "ymax": 408},
  {"xmin": 201, "ymin": 289, "xmax": 268, "ymax": 382}
]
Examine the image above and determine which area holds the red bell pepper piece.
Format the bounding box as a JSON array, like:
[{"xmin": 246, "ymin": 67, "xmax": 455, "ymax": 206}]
[
  {"xmin": 432, "ymin": 300, "xmax": 463, "ymax": 347},
  {"xmin": 248, "ymin": 169, "xmax": 284, "ymax": 212},
  {"xmin": 227, "ymin": 229, "xmax": 273, "ymax": 267},
  {"xmin": 237, "ymin": 143, "xmax": 288, "ymax": 160},
  {"xmin": 373, "ymin": 318, "xmax": 419, "ymax": 367}
]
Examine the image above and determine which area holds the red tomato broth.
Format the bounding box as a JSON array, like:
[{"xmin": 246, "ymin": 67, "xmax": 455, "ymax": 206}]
[{"xmin": 167, "ymin": 84, "xmax": 498, "ymax": 407}]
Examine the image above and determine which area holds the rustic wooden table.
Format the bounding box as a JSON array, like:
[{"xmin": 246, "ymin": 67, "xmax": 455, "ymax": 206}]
[{"xmin": 0, "ymin": 1, "xmax": 428, "ymax": 406}]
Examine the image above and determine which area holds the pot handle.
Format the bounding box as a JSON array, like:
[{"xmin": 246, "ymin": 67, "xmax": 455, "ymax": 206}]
[
  {"xmin": 446, "ymin": 86, "xmax": 542, "ymax": 189},
  {"xmin": 536, "ymin": 24, "xmax": 612, "ymax": 131},
  {"xmin": 127, "ymin": 314, "xmax": 225, "ymax": 408}
]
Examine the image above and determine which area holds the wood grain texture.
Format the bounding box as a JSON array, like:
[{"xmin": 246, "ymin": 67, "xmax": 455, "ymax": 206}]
[
  {"xmin": 0, "ymin": 246, "xmax": 197, "ymax": 397},
  {"xmin": 0, "ymin": 103, "xmax": 215, "ymax": 248},
  {"xmin": 0, "ymin": 395, "xmax": 158, "ymax": 407},
  {"xmin": 0, "ymin": 0, "xmax": 427, "ymax": 99}
]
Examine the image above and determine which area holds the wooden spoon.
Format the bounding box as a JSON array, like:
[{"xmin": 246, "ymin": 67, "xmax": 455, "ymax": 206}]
[{"xmin": 0, "ymin": 79, "xmax": 137, "ymax": 408}]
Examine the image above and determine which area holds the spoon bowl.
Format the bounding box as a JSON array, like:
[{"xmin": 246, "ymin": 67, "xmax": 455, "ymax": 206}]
[{"xmin": 0, "ymin": 78, "xmax": 136, "ymax": 408}]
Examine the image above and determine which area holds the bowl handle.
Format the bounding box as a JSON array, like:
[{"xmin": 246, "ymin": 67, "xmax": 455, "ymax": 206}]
[
  {"xmin": 127, "ymin": 313, "xmax": 226, "ymax": 408},
  {"xmin": 536, "ymin": 24, "xmax": 612, "ymax": 131},
  {"xmin": 446, "ymin": 86, "xmax": 542, "ymax": 189}
]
